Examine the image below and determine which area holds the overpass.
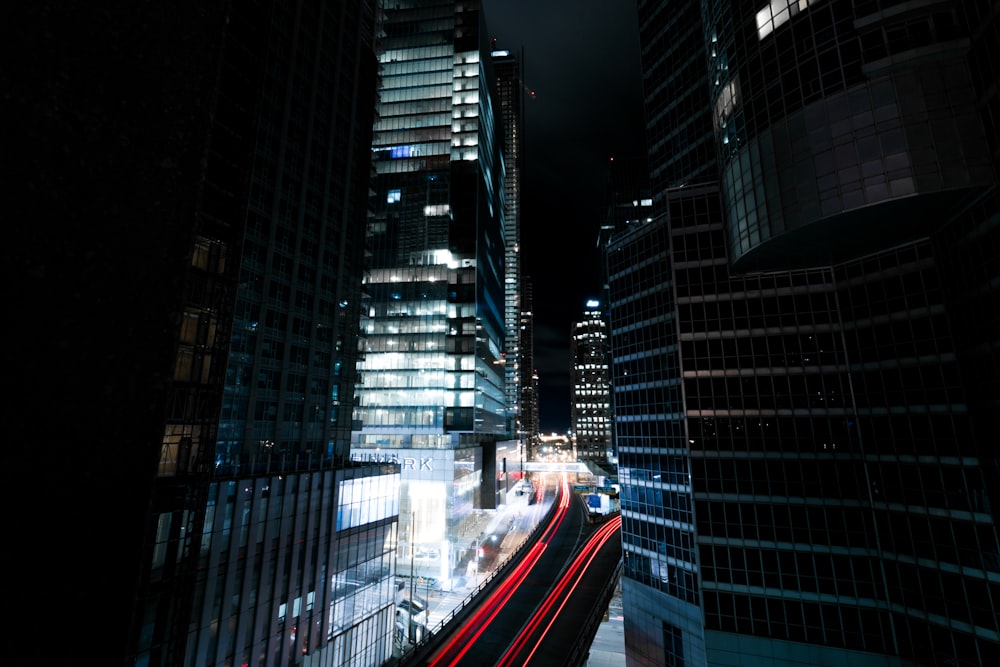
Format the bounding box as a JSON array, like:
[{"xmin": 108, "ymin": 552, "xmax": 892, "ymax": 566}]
[
  {"xmin": 521, "ymin": 460, "xmax": 617, "ymax": 480},
  {"xmin": 522, "ymin": 461, "xmax": 591, "ymax": 474}
]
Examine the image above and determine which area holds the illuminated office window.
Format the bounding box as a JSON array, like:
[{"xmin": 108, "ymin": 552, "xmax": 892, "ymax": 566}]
[{"xmin": 756, "ymin": 0, "xmax": 821, "ymax": 40}]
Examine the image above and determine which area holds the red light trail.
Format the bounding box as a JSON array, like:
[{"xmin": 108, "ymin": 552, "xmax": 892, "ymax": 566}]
[
  {"xmin": 427, "ymin": 475, "xmax": 572, "ymax": 667},
  {"xmin": 422, "ymin": 475, "xmax": 621, "ymax": 667},
  {"xmin": 497, "ymin": 514, "xmax": 622, "ymax": 666}
]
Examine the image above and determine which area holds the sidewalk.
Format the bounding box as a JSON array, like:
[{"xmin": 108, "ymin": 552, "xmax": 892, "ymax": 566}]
[
  {"xmin": 424, "ymin": 487, "xmax": 553, "ymax": 630},
  {"xmin": 583, "ymin": 578, "xmax": 626, "ymax": 666}
]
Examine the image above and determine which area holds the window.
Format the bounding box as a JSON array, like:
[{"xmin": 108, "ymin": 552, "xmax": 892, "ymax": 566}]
[
  {"xmin": 663, "ymin": 622, "xmax": 685, "ymax": 667},
  {"xmin": 756, "ymin": 0, "xmax": 823, "ymax": 40}
]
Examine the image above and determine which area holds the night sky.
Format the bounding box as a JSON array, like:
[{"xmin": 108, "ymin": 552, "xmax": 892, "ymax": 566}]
[{"xmin": 483, "ymin": 0, "xmax": 646, "ymax": 433}]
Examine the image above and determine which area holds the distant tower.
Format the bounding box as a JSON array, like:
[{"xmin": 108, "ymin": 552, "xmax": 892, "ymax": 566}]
[
  {"xmin": 519, "ymin": 276, "xmax": 540, "ymax": 460},
  {"xmin": 492, "ymin": 45, "xmax": 525, "ymax": 447},
  {"xmin": 570, "ymin": 300, "xmax": 612, "ymax": 464}
]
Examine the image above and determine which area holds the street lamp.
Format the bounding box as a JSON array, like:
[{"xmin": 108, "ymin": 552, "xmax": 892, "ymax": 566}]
[{"xmin": 408, "ymin": 512, "xmax": 416, "ymax": 643}]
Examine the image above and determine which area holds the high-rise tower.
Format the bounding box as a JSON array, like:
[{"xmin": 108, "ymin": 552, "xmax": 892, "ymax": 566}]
[
  {"xmin": 352, "ymin": 0, "xmax": 508, "ymax": 589},
  {"xmin": 570, "ymin": 300, "xmax": 613, "ymax": 464},
  {"xmin": 10, "ymin": 2, "xmax": 399, "ymax": 665},
  {"xmin": 520, "ymin": 276, "xmax": 541, "ymax": 461},
  {"xmin": 598, "ymin": 155, "xmax": 654, "ymax": 464},
  {"xmin": 492, "ymin": 45, "xmax": 526, "ymax": 447},
  {"xmin": 610, "ymin": 1, "xmax": 1000, "ymax": 666}
]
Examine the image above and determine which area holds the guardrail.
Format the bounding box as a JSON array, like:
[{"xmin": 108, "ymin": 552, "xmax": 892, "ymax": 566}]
[{"xmin": 563, "ymin": 559, "xmax": 623, "ymax": 667}]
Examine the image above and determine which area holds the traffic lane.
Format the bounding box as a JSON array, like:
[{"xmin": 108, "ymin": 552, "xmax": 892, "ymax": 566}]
[
  {"xmin": 522, "ymin": 518, "xmax": 622, "ymax": 666},
  {"xmin": 452, "ymin": 481, "xmax": 588, "ymax": 666}
]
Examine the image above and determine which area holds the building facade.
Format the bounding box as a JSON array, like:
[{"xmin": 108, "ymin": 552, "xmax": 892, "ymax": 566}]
[
  {"xmin": 604, "ymin": 155, "xmax": 655, "ymax": 240},
  {"xmin": 599, "ymin": 155, "xmax": 655, "ymax": 464},
  {"xmin": 570, "ymin": 300, "xmax": 613, "ymax": 464},
  {"xmin": 352, "ymin": 0, "xmax": 509, "ymax": 590},
  {"xmin": 133, "ymin": 3, "xmax": 400, "ymax": 665},
  {"xmin": 11, "ymin": 2, "xmax": 401, "ymax": 665},
  {"xmin": 520, "ymin": 275, "xmax": 541, "ymax": 460},
  {"xmin": 611, "ymin": 1, "xmax": 1000, "ymax": 666},
  {"xmin": 492, "ymin": 46, "xmax": 526, "ymax": 445}
]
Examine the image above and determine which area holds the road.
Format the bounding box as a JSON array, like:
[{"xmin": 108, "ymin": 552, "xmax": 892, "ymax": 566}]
[{"xmin": 399, "ymin": 474, "xmax": 622, "ymax": 667}]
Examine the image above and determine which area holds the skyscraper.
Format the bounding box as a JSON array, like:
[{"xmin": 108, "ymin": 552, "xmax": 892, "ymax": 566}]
[
  {"xmin": 11, "ymin": 2, "xmax": 399, "ymax": 665},
  {"xmin": 610, "ymin": 1, "xmax": 999, "ymax": 666},
  {"xmin": 603, "ymin": 155, "xmax": 655, "ymax": 241},
  {"xmin": 599, "ymin": 155, "xmax": 655, "ymax": 464},
  {"xmin": 492, "ymin": 45, "xmax": 526, "ymax": 446},
  {"xmin": 520, "ymin": 275, "xmax": 541, "ymax": 461},
  {"xmin": 351, "ymin": 0, "xmax": 509, "ymax": 589},
  {"xmin": 570, "ymin": 300, "xmax": 613, "ymax": 464}
]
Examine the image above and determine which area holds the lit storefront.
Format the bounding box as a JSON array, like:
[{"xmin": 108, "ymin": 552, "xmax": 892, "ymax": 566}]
[{"xmin": 350, "ymin": 447, "xmax": 482, "ymax": 590}]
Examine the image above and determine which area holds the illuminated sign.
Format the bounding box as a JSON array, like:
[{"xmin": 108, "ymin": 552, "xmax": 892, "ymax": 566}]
[{"xmin": 350, "ymin": 451, "xmax": 433, "ymax": 471}]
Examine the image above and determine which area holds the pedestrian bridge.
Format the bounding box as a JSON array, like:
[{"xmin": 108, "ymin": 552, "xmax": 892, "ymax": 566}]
[
  {"xmin": 521, "ymin": 461, "xmax": 616, "ymax": 480},
  {"xmin": 522, "ymin": 461, "xmax": 591, "ymax": 474}
]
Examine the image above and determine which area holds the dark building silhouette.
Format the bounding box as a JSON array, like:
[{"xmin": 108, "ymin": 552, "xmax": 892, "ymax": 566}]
[
  {"xmin": 599, "ymin": 155, "xmax": 655, "ymax": 464},
  {"xmin": 8, "ymin": 2, "xmax": 399, "ymax": 665},
  {"xmin": 610, "ymin": 1, "xmax": 999, "ymax": 666},
  {"xmin": 520, "ymin": 276, "xmax": 541, "ymax": 461},
  {"xmin": 604, "ymin": 155, "xmax": 656, "ymax": 240}
]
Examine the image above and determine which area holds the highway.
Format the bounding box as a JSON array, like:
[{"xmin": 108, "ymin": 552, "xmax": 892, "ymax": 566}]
[{"xmin": 398, "ymin": 474, "xmax": 622, "ymax": 667}]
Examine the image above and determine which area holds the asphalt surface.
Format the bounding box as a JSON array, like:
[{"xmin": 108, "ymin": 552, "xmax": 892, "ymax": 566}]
[{"xmin": 395, "ymin": 476, "xmax": 626, "ymax": 666}]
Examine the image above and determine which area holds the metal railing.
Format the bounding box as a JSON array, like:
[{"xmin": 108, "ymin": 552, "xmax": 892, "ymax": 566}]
[{"xmin": 389, "ymin": 495, "xmax": 561, "ymax": 665}]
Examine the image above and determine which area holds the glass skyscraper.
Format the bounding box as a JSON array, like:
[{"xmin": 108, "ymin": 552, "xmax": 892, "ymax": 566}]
[
  {"xmin": 493, "ymin": 45, "xmax": 526, "ymax": 450},
  {"xmin": 521, "ymin": 275, "xmax": 541, "ymax": 461},
  {"xmin": 135, "ymin": 3, "xmax": 400, "ymax": 665},
  {"xmin": 13, "ymin": 2, "xmax": 402, "ymax": 665},
  {"xmin": 570, "ymin": 300, "xmax": 613, "ymax": 463},
  {"xmin": 611, "ymin": 1, "xmax": 999, "ymax": 666},
  {"xmin": 352, "ymin": 0, "xmax": 509, "ymax": 589}
]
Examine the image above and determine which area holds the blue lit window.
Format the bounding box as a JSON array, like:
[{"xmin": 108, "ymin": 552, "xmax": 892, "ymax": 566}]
[
  {"xmin": 390, "ymin": 145, "xmax": 412, "ymax": 158},
  {"xmin": 387, "ymin": 189, "xmax": 401, "ymax": 204}
]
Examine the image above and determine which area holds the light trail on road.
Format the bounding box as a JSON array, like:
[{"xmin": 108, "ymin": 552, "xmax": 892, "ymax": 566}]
[
  {"xmin": 427, "ymin": 475, "xmax": 572, "ymax": 667},
  {"xmin": 497, "ymin": 514, "xmax": 622, "ymax": 667}
]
